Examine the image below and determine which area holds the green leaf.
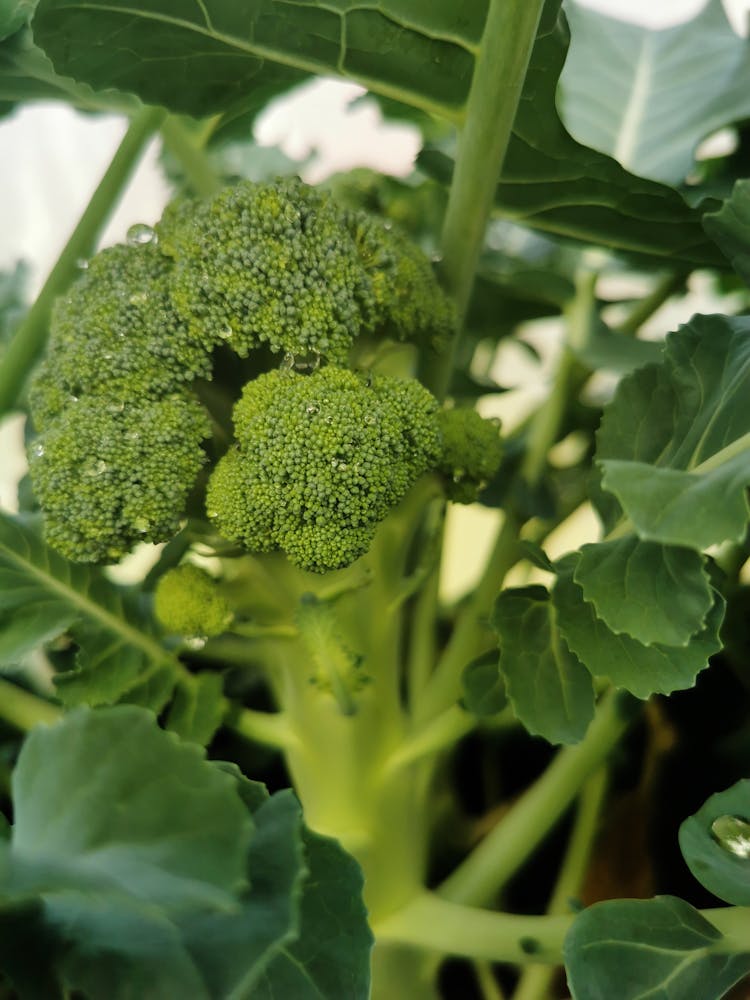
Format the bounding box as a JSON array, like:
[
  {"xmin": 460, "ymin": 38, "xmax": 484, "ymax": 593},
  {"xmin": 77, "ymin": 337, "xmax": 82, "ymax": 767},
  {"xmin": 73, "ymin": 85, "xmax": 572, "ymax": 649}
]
[
  {"xmin": 597, "ymin": 314, "xmax": 750, "ymax": 549},
  {"xmin": 462, "ymin": 652, "xmax": 508, "ymax": 718},
  {"xmin": 679, "ymin": 779, "xmax": 750, "ymax": 906},
  {"xmin": 553, "ymin": 554, "xmax": 724, "ymax": 699},
  {"xmin": 9, "ymin": 706, "xmax": 252, "ymax": 908},
  {"xmin": 419, "ymin": 4, "xmax": 725, "ymax": 268},
  {"xmin": 570, "ymin": 321, "xmax": 665, "ymax": 375},
  {"xmin": 0, "ymin": 1, "xmax": 35, "ymax": 42},
  {"xmin": 558, "ymin": 0, "xmax": 750, "ymax": 185},
  {"xmin": 564, "ymin": 895, "xmax": 750, "ymax": 1000},
  {"xmin": 574, "ymin": 537, "xmax": 714, "ymax": 647},
  {"xmin": 165, "ymin": 672, "xmax": 226, "ymax": 746},
  {"xmin": 0, "ymin": 512, "xmax": 176, "ymax": 705},
  {"xmin": 32, "ymin": 0, "xmax": 482, "ymax": 121},
  {"xmin": 704, "ymin": 178, "xmax": 750, "ymax": 286},
  {"xmin": 491, "ymin": 585, "xmax": 594, "ymax": 745}
]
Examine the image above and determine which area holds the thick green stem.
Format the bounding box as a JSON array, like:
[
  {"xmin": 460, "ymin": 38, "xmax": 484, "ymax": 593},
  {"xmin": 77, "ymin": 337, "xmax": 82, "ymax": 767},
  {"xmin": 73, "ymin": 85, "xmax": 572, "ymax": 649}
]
[
  {"xmin": 160, "ymin": 117, "xmax": 223, "ymax": 198},
  {"xmin": 437, "ymin": 691, "xmax": 632, "ymax": 907},
  {"xmin": 424, "ymin": 0, "xmax": 546, "ymax": 398},
  {"xmin": 614, "ymin": 271, "xmax": 687, "ymax": 337},
  {"xmin": 0, "ymin": 105, "xmax": 165, "ymax": 416},
  {"xmin": 0, "ymin": 678, "xmax": 61, "ymax": 731},
  {"xmin": 383, "ymin": 705, "xmax": 477, "ymax": 773},
  {"xmin": 512, "ymin": 768, "xmax": 608, "ymax": 1000},
  {"xmin": 234, "ymin": 706, "xmax": 299, "ymax": 751},
  {"xmin": 374, "ymin": 892, "xmax": 572, "ymax": 965}
]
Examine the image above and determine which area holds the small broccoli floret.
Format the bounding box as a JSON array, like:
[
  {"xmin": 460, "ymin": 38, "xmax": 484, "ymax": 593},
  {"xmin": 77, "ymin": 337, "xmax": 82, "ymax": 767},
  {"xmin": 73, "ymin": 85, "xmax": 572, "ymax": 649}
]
[
  {"xmin": 29, "ymin": 243, "xmax": 212, "ymax": 430},
  {"xmin": 346, "ymin": 212, "xmax": 456, "ymax": 353},
  {"xmin": 437, "ymin": 408, "xmax": 503, "ymax": 504},
  {"xmin": 154, "ymin": 564, "xmax": 232, "ymax": 637},
  {"xmin": 28, "ymin": 394, "xmax": 211, "ymax": 563},
  {"xmin": 159, "ymin": 178, "xmax": 373, "ymax": 364},
  {"xmin": 206, "ymin": 366, "xmax": 442, "ymax": 572}
]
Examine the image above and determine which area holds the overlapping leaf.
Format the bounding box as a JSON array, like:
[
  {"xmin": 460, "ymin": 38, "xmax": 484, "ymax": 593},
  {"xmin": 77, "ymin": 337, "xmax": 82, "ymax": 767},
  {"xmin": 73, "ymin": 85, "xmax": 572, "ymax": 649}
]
[
  {"xmin": 553, "ymin": 554, "xmax": 723, "ymax": 699},
  {"xmin": 558, "ymin": 0, "xmax": 750, "ymax": 185},
  {"xmin": 491, "ymin": 585, "xmax": 594, "ymax": 744},
  {"xmin": 564, "ymin": 896, "xmax": 750, "ymax": 1000},
  {"xmin": 32, "ymin": 0, "xmax": 484, "ymax": 120},
  {"xmin": 0, "ymin": 512, "xmax": 175, "ymax": 706},
  {"xmin": 704, "ymin": 178, "xmax": 750, "ymax": 286},
  {"xmin": 679, "ymin": 778, "xmax": 750, "ymax": 907},
  {"xmin": 596, "ymin": 313, "xmax": 750, "ymax": 550},
  {"xmin": 0, "ymin": 708, "xmax": 372, "ymax": 1000}
]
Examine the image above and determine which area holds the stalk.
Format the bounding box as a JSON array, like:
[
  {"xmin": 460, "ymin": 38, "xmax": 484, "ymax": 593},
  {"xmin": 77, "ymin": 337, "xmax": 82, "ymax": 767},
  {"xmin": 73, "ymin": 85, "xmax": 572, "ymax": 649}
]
[
  {"xmin": 437, "ymin": 691, "xmax": 631, "ymax": 907},
  {"xmin": 0, "ymin": 677, "xmax": 60, "ymax": 732},
  {"xmin": 0, "ymin": 105, "xmax": 165, "ymax": 415},
  {"xmin": 160, "ymin": 116, "xmax": 223, "ymax": 198}
]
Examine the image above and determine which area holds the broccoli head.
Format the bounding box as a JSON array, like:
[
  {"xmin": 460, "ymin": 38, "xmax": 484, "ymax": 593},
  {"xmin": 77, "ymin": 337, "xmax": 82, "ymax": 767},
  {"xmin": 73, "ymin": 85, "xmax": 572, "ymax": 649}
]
[
  {"xmin": 28, "ymin": 394, "xmax": 211, "ymax": 562},
  {"xmin": 154, "ymin": 564, "xmax": 232, "ymax": 638},
  {"xmin": 29, "ymin": 243, "xmax": 212, "ymax": 430},
  {"xmin": 437, "ymin": 408, "xmax": 503, "ymax": 503},
  {"xmin": 206, "ymin": 366, "xmax": 442, "ymax": 572}
]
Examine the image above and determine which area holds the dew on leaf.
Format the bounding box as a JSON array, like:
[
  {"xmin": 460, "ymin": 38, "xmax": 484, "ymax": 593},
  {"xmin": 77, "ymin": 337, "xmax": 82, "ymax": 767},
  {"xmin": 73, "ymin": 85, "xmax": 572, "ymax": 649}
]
[
  {"xmin": 126, "ymin": 223, "xmax": 157, "ymax": 247},
  {"xmin": 711, "ymin": 815, "xmax": 750, "ymax": 858}
]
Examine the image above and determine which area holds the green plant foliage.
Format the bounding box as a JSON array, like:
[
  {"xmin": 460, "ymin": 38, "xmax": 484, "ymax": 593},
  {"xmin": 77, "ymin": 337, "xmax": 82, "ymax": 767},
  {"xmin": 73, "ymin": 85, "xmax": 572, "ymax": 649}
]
[
  {"xmin": 574, "ymin": 537, "xmax": 714, "ymax": 647},
  {"xmin": 491, "ymin": 585, "xmax": 594, "ymax": 744},
  {"xmin": 564, "ymin": 896, "xmax": 750, "ymax": 1000},
  {"xmin": 558, "ymin": 0, "xmax": 750, "ymax": 185},
  {"xmin": 0, "ymin": 708, "xmax": 372, "ymax": 999},
  {"xmin": 165, "ymin": 673, "xmax": 226, "ymax": 747},
  {"xmin": 704, "ymin": 178, "xmax": 750, "ymax": 285},
  {"xmin": 596, "ymin": 314, "xmax": 750, "ymax": 550},
  {"xmin": 679, "ymin": 779, "xmax": 750, "ymax": 907},
  {"xmin": 461, "ymin": 652, "xmax": 507, "ymax": 717},
  {"xmin": 553, "ymin": 554, "xmax": 724, "ymax": 699}
]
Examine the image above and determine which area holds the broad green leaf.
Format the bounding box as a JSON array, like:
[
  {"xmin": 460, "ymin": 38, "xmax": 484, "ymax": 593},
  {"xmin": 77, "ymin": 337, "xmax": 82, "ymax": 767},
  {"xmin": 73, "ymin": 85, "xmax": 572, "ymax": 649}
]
[
  {"xmin": 0, "ymin": 512, "xmax": 176, "ymax": 705},
  {"xmin": 704, "ymin": 178, "xmax": 750, "ymax": 286},
  {"xmin": 564, "ymin": 895, "xmax": 750, "ymax": 1000},
  {"xmin": 574, "ymin": 537, "xmax": 713, "ymax": 647},
  {"xmin": 419, "ymin": 4, "xmax": 725, "ymax": 268},
  {"xmin": 679, "ymin": 779, "xmax": 750, "ymax": 907},
  {"xmin": 253, "ymin": 823, "xmax": 373, "ymax": 1000},
  {"xmin": 491, "ymin": 585, "xmax": 594, "ymax": 744},
  {"xmin": 553, "ymin": 554, "xmax": 724, "ymax": 699},
  {"xmin": 597, "ymin": 314, "xmax": 750, "ymax": 549},
  {"xmin": 9, "ymin": 706, "xmax": 252, "ymax": 908},
  {"xmin": 558, "ymin": 0, "xmax": 750, "ymax": 185},
  {"xmin": 0, "ymin": 0, "xmax": 35, "ymax": 42},
  {"xmin": 462, "ymin": 652, "xmax": 508, "ymax": 717},
  {"xmin": 165, "ymin": 672, "xmax": 226, "ymax": 746},
  {"xmin": 32, "ymin": 0, "xmax": 483, "ymax": 120}
]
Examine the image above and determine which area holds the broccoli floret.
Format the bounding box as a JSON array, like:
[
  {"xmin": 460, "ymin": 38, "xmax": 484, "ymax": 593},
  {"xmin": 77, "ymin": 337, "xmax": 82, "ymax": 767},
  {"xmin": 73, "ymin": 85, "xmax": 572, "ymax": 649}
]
[
  {"xmin": 159, "ymin": 178, "xmax": 373, "ymax": 364},
  {"xmin": 437, "ymin": 408, "xmax": 503, "ymax": 503},
  {"xmin": 154, "ymin": 564, "xmax": 232, "ymax": 637},
  {"xmin": 29, "ymin": 243, "xmax": 212, "ymax": 430},
  {"xmin": 28, "ymin": 394, "xmax": 211, "ymax": 562},
  {"xmin": 346, "ymin": 212, "xmax": 455, "ymax": 353},
  {"xmin": 206, "ymin": 366, "xmax": 442, "ymax": 572}
]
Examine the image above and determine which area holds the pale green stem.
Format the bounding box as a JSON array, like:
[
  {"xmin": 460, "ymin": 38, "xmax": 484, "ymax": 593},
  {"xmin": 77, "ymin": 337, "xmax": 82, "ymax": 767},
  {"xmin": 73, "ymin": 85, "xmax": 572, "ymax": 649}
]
[
  {"xmin": 0, "ymin": 105, "xmax": 165, "ymax": 415},
  {"xmin": 374, "ymin": 892, "xmax": 572, "ymax": 965},
  {"xmin": 512, "ymin": 768, "xmax": 608, "ymax": 1000},
  {"xmin": 424, "ymin": 0, "xmax": 546, "ymax": 399},
  {"xmin": 382, "ymin": 705, "xmax": 477, "ymax": 775},
  {"xmin": 475, "ymin": 961, "xmax": 507, "ymax": 1000},
  {"xmin": 234, "ymin": 706, "xmax": 299, "ymax": 751},
  {"xmin": 0, "ymin": 677, "xmax": 61, "ymax": 731},
  {"xmin": 416, "ymin": 511, "xmax": 521, "ymax": 724},
  {"xmin": 160, "ymin": 117, "xmax": 223, "ymax": 198},
  {"xmin": 231, "ymin": 623, "xmax": 298, "ymax": 640},
  {"xmin": 437, "ymin": 691, "xmax": 631, "ymax": 907},
  {"xmin": 614, "ymin": 271, "xmax": 686, "ymax": 337}
]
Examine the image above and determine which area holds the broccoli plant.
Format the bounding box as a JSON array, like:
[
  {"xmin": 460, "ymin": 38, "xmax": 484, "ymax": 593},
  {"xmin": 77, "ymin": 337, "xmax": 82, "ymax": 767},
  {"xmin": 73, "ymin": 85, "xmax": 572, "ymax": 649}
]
[{"xmin": 1, "ymin": 1, "xmax": 750, "ymax": 998}]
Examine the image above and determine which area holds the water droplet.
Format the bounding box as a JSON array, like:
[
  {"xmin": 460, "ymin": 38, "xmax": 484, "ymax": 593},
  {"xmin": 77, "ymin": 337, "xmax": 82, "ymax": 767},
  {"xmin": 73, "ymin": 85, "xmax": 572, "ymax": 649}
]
[
  {"xmin": 108, "ymin": 401, "xmax": 125, "ymax": 414},
  {"xmin": 431, "ymin": 252, "xmax": 443, "ymax": 264},
  {"xmin": 128, "ymin": 291, "xmax": 148, "ymax": 306},
  {"xmin": 133, "ymin": 517, "xmax": 151, "ymax": 534},
  {"xmin": 218, "ymin": 325, "xmax": 234, "ymax": 340},
  {"xmin": 305, "ymin": 403, "xmax": 320, "ymax": 416},
  {"xmin": 69, "ymin": 394, "xmax": 80, "ymax": 404},
  {"xmin": 207, "ymin": 509, "xmax": 218, "ymax": 520},
  {"xmin": 383, "ymin": 221, "xmax": 393, "ymax": 231},
  {"xmin": 184, "ymin": 636, "xmax": 207, "ymax": 650},
  {"xmin": 126, "ymin": 223, "xmax": 157, "ymax": 247},
  {"xmin": 711, "ymin": 815, "xmax": 750, "ymax": 858},
  {"xmin": 32, "ymin": 442, "xmax": 45, "ymax": 458},
  {"xmin": 364, "ymin": 413, "xmax": 377, "ymax": 425},
  {"xmin": 84, "ymin": 459, "xmax": 109, "ymax": 477},
  {"xmin": 76, "ymin": 258, "xmax": 89, "ymax": 270},
  {"xmin": 280, "ymin": 352, "xmax": 296, "ymax": 371},
  {"xmin": 284, "ymin": 204, "xmax": 300, "ymax": 224}
]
